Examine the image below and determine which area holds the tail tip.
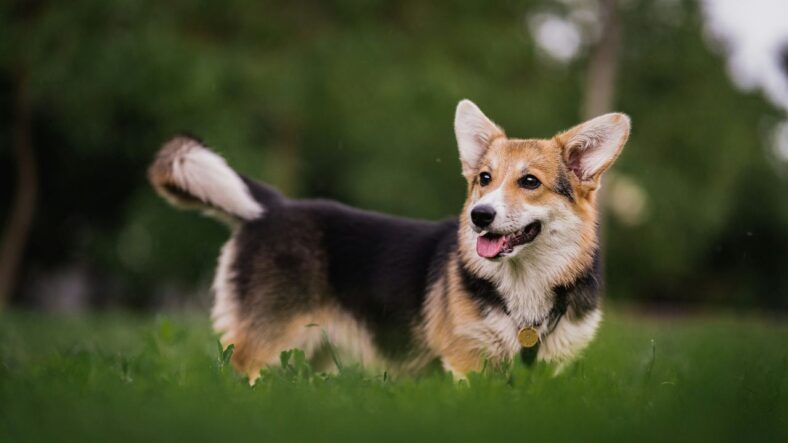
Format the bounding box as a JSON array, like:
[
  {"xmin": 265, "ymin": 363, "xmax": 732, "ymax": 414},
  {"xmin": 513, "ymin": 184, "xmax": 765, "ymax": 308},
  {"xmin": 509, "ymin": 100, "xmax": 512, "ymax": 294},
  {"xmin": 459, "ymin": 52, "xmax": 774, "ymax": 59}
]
[
  {"xmin": 148, "ymin": 134, "xmax": 264, "ymax": 222},
  {"xmin": 148, "ymin": 134, "xmax": 203, "ymax": 201}
]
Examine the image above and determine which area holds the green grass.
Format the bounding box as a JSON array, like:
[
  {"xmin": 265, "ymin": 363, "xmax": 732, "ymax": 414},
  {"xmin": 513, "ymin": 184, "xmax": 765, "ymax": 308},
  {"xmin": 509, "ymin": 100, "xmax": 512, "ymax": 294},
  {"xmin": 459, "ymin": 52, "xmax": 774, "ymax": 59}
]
[{"xmin": 1, "ymin": 306, "xmax": 786, "ymax": 443}]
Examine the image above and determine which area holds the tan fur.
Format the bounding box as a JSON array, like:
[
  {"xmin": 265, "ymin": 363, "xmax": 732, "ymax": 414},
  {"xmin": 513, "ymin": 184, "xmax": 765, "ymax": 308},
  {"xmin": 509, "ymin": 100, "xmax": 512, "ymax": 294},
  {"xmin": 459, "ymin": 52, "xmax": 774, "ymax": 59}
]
[
  {"xmin": 230, "ymin": 314, "xmax": 316, "ymax": 382},
  {"xmin": 227, "ymin": 303, "xmax": 398, "ymax": 383},
  {"xmin": 422, "ymin": 261, "xmax": 489, "ymax": 375}
]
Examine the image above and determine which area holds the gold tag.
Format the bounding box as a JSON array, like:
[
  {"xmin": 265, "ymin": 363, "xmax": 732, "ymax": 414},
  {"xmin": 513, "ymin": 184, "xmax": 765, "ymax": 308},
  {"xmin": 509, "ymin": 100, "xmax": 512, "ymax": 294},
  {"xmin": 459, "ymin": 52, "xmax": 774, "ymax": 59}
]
[{"xmin": 517, "ymin": 327, "xmax": 540, "ymax": 348}]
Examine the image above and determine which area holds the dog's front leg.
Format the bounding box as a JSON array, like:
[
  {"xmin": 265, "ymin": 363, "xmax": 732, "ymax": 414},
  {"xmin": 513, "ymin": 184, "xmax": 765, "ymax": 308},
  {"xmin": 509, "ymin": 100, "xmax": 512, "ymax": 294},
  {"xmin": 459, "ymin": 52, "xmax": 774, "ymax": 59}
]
[{"xmin": 440, "ymin": 346, "xmax": 485, "ymax": 381}]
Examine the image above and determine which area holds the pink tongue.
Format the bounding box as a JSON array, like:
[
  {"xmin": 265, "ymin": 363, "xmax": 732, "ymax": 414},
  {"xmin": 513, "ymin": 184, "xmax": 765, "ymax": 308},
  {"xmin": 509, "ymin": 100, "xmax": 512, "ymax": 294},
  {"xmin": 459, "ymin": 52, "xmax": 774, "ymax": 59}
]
[{"xmin": 476, "ymin": 235, "xmax": 507, "ymax": 258}]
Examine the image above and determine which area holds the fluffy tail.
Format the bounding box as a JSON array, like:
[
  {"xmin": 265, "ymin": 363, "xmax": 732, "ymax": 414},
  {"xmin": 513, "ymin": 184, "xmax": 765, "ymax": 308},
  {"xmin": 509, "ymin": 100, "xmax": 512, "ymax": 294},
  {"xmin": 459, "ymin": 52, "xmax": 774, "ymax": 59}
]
[{"xmin": 148, "ymin": 135, "xmax": 265, "ymax": 224}]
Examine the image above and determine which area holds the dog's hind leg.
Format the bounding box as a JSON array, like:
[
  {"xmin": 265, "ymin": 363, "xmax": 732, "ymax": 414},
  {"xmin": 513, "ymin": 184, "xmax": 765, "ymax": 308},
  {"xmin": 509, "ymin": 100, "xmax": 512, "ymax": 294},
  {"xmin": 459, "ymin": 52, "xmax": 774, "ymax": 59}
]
[{"xmin": 228, "ymin": 314, "xmax": 324, "ymax": 383}]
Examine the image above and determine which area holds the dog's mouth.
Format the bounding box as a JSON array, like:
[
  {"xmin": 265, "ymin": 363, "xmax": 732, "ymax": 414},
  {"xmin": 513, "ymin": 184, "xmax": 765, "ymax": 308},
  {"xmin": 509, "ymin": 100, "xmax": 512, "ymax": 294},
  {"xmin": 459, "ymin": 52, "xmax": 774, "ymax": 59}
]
[{"xmin": 476, "ymin": 221, "xmax": 542, "ymax": 259}]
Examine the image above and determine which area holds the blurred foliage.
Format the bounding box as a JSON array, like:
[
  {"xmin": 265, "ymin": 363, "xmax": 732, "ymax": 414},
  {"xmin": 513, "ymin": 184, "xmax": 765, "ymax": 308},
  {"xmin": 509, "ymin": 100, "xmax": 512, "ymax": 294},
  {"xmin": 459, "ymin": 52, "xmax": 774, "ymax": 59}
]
[{"xmin": 0, "ymin": 0, "xmax": 786, "ymax": 308}]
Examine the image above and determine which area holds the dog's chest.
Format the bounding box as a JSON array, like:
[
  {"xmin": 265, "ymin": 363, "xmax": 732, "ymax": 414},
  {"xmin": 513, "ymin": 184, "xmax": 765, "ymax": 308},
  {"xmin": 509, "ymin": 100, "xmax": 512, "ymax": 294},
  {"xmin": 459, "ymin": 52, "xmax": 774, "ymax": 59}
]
[
  {"xmin": 498, "ymin": 272, "xmax": 556, "ymax": 328},
  {"xmin": 459, "ymin": 276, "xmax": 557, "ymax": 360}
]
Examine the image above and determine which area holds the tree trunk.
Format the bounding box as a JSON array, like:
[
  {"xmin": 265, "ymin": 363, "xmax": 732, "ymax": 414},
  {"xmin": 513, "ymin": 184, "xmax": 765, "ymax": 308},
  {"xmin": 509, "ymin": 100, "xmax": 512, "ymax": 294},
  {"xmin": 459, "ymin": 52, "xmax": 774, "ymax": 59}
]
[
  {"xmin": 584, "ymin": 0, "xmax": 621, "ymax": 120},
  {"xmin": 0, "ymin": 69, "xmax": 37, "ymax": 307},
  {"xmin": 584, "ymin": 0, "xmax": 621, "ymax": 270}
]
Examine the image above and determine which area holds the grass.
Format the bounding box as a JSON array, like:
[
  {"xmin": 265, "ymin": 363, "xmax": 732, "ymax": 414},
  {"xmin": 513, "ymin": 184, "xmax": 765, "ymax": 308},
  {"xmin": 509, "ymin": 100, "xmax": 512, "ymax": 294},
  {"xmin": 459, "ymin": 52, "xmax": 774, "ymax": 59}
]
[{"xmin": 1, "ymin": 306, "xmax": 786, "ymax": 443}]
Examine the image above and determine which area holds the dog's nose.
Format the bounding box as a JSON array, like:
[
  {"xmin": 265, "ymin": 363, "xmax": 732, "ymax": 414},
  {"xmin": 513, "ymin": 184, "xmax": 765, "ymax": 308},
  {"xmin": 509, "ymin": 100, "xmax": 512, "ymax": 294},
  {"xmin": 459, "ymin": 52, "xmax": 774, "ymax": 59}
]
[{"xmin": 471, "ymin": 205, "xmax": 496, "ymax": 228}]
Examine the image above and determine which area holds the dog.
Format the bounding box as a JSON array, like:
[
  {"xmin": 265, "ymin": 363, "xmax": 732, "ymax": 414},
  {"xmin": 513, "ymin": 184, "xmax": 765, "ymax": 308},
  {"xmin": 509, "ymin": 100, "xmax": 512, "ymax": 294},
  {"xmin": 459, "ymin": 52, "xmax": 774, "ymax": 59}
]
[{"xmin": 149, "ymin": 100, "xmax": 630, "ymax": 381}]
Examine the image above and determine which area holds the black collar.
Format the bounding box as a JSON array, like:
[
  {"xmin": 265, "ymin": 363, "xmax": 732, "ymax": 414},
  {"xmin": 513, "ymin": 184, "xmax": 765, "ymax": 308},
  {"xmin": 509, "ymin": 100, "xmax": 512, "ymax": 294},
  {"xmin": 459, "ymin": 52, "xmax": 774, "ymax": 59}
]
[{"xmin": 520, "ymin": 289, "xmax": 568, "ymax": 366}]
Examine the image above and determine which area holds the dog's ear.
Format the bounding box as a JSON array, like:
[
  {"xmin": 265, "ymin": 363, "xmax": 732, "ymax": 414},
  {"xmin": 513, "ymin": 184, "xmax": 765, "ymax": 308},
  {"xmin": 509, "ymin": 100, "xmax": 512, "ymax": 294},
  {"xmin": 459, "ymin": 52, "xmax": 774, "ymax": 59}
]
[
  {"xmin": 557, "ymin": 113, "xmax": 630, "ymax": 187},
  {"xmin": 454, "ymin": 100, "xmax": 505, "ymax": 177}
]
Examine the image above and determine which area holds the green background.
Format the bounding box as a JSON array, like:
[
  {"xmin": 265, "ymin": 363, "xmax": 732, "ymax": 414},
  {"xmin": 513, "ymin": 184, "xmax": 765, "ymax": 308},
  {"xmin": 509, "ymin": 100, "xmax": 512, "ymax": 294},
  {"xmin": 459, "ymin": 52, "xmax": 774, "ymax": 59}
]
[{"xmin": 2, "ymin": 0, "xmax": 787, "ymax": 309}]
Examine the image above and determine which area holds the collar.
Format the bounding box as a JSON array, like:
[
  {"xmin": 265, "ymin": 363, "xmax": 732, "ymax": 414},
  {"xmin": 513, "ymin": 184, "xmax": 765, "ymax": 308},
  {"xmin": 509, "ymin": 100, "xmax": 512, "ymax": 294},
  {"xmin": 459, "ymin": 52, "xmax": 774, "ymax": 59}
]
[{"xmin": 519, "ymin": 293, "xmax": 568, "ymax": 366}]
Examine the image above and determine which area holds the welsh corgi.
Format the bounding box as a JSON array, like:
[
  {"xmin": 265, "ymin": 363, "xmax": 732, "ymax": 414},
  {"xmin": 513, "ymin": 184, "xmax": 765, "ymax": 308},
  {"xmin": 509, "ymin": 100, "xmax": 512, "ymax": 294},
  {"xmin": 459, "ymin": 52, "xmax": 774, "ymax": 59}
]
[{"xmin": 149, "ymin": 100, "xmax": 630, "ymax": 381}]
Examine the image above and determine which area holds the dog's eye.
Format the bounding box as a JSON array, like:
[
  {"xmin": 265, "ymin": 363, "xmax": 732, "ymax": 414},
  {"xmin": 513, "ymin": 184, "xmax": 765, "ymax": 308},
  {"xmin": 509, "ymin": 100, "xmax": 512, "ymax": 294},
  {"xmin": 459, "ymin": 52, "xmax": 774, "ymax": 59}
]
[
  {"xmin": 479, "ymin": 172, "xmax": 492, "ymax": 186},
  {"xmin": 518, "ymin": 174, "xmax": 541, "ymax": 190}
]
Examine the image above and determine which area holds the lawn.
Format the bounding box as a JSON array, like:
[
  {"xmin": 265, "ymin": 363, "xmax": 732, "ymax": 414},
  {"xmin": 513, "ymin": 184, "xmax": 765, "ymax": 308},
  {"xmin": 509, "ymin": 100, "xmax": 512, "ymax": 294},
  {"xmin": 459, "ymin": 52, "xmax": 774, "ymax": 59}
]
[{"xmin": 1, "ymin": 306, "xmax": 786, "ymax": 442}]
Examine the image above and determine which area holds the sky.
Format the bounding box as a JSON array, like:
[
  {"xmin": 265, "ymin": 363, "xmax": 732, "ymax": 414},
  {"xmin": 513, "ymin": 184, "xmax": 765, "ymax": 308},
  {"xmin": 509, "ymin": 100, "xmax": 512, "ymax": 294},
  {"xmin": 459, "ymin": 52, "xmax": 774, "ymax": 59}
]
[
  {"xmin": 701, "ymin": 0, "xmax": 788, "ymax": 161},
  {"xmin": 702, "ymin": 0, "xmax": 788, "ymax": 113}
]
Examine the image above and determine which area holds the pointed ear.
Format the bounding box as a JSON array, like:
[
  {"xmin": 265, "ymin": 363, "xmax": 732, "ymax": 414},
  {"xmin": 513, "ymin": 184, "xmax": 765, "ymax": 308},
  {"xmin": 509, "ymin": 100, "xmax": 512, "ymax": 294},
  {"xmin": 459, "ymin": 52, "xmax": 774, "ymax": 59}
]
[
  {"xmin": 557, "ymin": 113, "xmax": 631, "ymax": 185},
  {"xmin": 454, "ymin": 100, "xmax": 505, "ymax": 177}
]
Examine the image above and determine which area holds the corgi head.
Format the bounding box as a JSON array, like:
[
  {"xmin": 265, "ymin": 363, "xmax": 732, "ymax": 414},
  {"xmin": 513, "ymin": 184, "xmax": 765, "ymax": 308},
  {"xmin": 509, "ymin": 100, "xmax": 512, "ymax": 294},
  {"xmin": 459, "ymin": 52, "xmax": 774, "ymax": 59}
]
[{"xmin": 454, "ymin": 99, "xmax": 630, "ymax": 265}]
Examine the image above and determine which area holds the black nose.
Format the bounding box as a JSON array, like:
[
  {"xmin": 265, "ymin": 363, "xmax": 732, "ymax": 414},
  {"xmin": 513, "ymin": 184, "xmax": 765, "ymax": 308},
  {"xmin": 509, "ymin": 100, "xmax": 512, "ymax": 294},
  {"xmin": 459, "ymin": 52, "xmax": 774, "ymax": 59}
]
[{"xmin": 471, "ymin": 205, "xmax": 496, "ymax": 228}]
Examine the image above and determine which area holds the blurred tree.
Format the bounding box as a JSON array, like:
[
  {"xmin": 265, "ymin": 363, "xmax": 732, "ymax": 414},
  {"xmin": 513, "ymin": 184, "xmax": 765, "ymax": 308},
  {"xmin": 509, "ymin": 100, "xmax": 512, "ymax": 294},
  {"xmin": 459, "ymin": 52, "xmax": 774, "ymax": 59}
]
[
  {"xmin": 581, "ymin": 0, "xmax": 620, "ymax": 260},
  {"xmin": 583, "ymin": 0, "xmax": 620, "ymax": 119},
  {"xmin": 0, "ymin": 0, "xmax": 786, "ymax": 309},
  {"xmin": 0, "ymin": 68, "xmax": 36, "ymax": 307},
  {"xmin": 0, "ymin": 1, "xmax": 38, "ymax": 307}
]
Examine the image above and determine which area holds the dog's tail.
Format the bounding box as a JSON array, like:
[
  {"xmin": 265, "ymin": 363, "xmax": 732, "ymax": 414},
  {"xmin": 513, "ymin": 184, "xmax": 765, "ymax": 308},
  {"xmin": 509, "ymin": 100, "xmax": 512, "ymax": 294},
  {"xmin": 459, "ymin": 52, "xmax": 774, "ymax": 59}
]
[{"xmin": 148, "ymin": 135, "xmax": 272, "ymax": 225}]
